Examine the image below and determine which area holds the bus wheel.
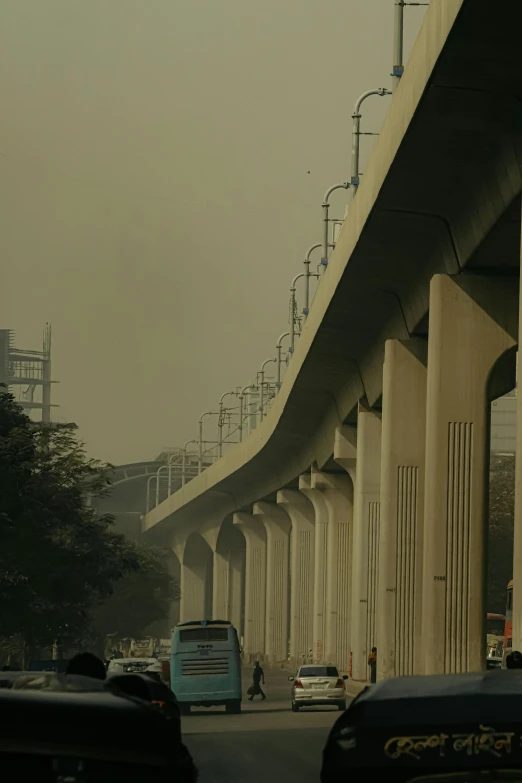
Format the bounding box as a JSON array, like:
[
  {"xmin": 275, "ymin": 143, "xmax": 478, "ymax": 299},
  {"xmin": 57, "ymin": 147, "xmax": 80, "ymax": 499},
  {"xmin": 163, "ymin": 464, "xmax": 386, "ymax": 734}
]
[
  {"xmin": 180, "ymin": 704, "xmax": 191, "ymax": 716},
  {"xmin": 226, "ymin": 700, "xmax": 241, "ymax": 714}
]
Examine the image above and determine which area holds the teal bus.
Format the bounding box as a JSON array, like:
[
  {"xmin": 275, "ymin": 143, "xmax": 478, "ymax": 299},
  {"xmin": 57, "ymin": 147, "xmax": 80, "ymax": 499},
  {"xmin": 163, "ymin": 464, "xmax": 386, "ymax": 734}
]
[{"xmin": 170, "ymin": 619, "xmax": 242, "ymax": 714}]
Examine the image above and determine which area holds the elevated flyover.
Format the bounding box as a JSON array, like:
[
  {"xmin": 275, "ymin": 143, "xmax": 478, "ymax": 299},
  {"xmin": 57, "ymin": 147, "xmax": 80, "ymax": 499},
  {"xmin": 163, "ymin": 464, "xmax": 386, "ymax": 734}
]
[{"xmin": 144, "ymin": 0, "xmax": 522, "ymax": 676}]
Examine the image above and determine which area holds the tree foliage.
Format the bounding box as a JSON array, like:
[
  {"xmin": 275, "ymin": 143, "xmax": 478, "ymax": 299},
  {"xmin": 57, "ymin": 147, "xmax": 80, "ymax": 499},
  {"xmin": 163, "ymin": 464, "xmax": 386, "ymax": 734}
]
[
  {"xmin": 90, "ymin": 545, "xmax": 180, "ymax": 642},
  {"xmin": 488, "ymin": 453, "xmax": 515, "ymax": 614},
  {"xmin": 0, "ymin": 391, "xmax": 174, "ymax": 648}
]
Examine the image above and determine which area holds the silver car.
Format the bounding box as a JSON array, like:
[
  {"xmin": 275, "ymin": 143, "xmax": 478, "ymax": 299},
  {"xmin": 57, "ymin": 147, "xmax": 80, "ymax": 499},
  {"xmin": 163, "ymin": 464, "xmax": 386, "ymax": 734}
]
[{"xmin": 289, "ymin": 665, "xmax": 347, "ymax": 712}]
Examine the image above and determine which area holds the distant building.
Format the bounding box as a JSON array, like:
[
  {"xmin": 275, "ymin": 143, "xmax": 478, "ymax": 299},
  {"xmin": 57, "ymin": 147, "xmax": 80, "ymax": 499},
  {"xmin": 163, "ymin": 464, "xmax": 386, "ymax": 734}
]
[{"xmin": 0, "ymin": 325, "xmax": 57, "ymax": 422}]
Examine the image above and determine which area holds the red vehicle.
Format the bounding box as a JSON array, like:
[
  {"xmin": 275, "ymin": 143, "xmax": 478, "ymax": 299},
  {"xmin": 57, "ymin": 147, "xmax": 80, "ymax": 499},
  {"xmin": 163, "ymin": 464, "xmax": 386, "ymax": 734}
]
[{"xmin": 505, "ymin": 579, "xmax": 513, "ymax": 651}]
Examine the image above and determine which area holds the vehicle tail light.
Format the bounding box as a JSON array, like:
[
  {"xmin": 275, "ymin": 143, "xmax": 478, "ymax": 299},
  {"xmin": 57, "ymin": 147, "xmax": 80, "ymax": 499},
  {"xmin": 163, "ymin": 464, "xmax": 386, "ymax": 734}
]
[
  {"xmin": 294, "ymin": 679, "xmax": 303, "ymax": 689},
  {"xmin": 335, "ymin": 678, "xmax": 344, "ymax": 689}
]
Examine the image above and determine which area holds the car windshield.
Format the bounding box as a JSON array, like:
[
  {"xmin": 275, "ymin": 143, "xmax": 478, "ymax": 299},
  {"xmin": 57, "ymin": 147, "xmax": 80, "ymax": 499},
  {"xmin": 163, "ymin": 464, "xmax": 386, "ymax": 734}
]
[{"xmin": 299, "ymin": 667, "xmax": 339, "ymax": 678}]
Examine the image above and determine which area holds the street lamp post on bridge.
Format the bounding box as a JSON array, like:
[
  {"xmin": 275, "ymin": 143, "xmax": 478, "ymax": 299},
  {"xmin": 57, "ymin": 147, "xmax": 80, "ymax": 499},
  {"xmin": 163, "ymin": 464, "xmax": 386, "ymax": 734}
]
[
  {"xmin": 182, "ymin": 439, "xmax": 198, "ymax": 487},
  {"xmin": 258, "ymin": 358, "xmax": 277, "ymax": 422},
  {"xmin": 238, "ymin": 384, "xmax": 258, "ymax": 443},
  {"xmin": 276, "ymin": 332, "xmax": 290, "ymax": 389},
  {"xmin": 289, "ymin": 268, "xmax": 320, "ymax": 355},
  {"xmin": 321, "ymin": 184, "xmax": 350, "ymax": 268},
  {"xmin": 392, "ymin": 1, "xmax": 429, "ymax": 92},
  {"xmin": 198, "ymin": 411, "xmax": 219, "ymax": 474},
  {"xmin": 218, "ymin": 390, "xmax": 239, "ymax": 458},
  {"xmin": 146, "ymin": 474, "xmax": 157, "ymax": 514},
  {"xmin": 351, "ymin": 88, "xmax": 392, "ymax": 195},
  {"xmin": 304, "ymin": 244, "xmax": 322, "ymax": 317}
]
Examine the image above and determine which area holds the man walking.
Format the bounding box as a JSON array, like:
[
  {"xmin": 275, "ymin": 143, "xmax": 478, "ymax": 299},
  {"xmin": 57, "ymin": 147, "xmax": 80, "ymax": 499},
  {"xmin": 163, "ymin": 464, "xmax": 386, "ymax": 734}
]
[
  {"xmin": 248, "ymin": 660, "xmax": 266, "ymax": 701},
  {"xmin": 368, "ymin": 647, "xmax": 377, "ymax": 684}
]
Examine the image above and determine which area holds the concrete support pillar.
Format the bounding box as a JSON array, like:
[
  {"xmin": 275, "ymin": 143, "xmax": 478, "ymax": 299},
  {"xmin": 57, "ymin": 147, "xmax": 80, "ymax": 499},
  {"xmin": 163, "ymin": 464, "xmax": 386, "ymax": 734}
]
[
  {"xmin": 301, "ymin": 470, "xmax": 353, "ymax": 670},
  {"xmin": 180, "ymin": 563, "xmax": 208, "ymax": 622},
  {"xmin": 253, "ymin": 502, "xmax": 291, "ymax": 663},
  {"xmin": 277, "ymin": 487, "xmax": 315, "ymax": 667},
  {"xmin": 351, "ymin": 405, "xmax": 382, "ymax": 681},
  {"xmin": 228, "ymin": 551, "xmax": 244, "ymax": 634},
  {"xmin": 300, "ymin": 474, "xmax": 329, "ymax": 664},
  {"xmin": 378, "ymin": 338, "xmax": 427, "ymax": 680},
  {"xmin": 313, "ymin": 470, "xmax": 353, "ymax": 671},
  {"xmin": 422, "ymin": 275, "xmax": 517, "ymax": 674},
  {"xmin": 233, "ymin": 512, "xmax": 267, "ymax": 659},
  {"xmin": 212, "ymin": 549, "xmax": 245, "ymax": 630},
  {"xmin": 212, "ymin": 551, "xmax": 229, "ymax": 620}
]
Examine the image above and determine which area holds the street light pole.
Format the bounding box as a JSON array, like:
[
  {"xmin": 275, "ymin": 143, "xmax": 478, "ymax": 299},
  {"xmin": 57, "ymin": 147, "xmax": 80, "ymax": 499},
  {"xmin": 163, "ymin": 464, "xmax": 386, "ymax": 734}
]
[
  {"xmin": 276, "ymin": 332, "xmax": 290, "ymax": 388},
  {"xmin": 239, "ymin": 385, "xmax": 255, "ymax": 443},
  {"xmin": 304, "ymin": 244, "xmax": 321, "ymax": 317},
  {"xmin": 321, "ymin": 184, "xmax": 350, "ymax": 269},
  {"xmin": 351, "ymin": 88, "xmax": 391, "ymax": 195},
  {"xmin": 198, "ymin": 411, "xmax": 218, "ymax": 474},
  {"xmin": 289, "ymin": 273, "xmax": 304, "ymax": 355},
  {"xmin": 156, "ymin": 464, "xmax": 169, "ymax": 506},
  {"xmin": 259, "ymin": 358, "xmax": 276, "ymax": 421},
  {"xmin": 166, "ymin": 451, "xmax": 183, "ymax": 496},
  {"xmin": 393, "ymin": 0, "xmax": 405, "ymax": 90},
  {"xmin": 182, "ymin": 439, "xmax": 198, "ymax": 487},
  {"xmin": 146, "ymin": 475, "xmax": 157, "ymax": 514},
  {"xmin": 392, "ymin": 1, "xmax": 429, "ymax": 91},
  {"xmin": 218, "ymin": 391, "xmax": 239, "ymax": 458}
]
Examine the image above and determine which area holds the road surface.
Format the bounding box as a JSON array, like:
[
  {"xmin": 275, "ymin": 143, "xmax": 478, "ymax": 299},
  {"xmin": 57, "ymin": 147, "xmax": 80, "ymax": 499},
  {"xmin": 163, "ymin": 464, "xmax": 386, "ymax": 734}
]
[{"xmin": 182, "ymin": 667, "xmax": 346, "ymax": 783}]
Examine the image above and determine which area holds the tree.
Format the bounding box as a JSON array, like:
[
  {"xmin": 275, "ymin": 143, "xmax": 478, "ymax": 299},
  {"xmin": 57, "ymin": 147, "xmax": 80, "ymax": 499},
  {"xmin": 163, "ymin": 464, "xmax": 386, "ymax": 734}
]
[
  {"xmin": 89, "ymin": 545, "xmax": 180, "ymax": 644},
  {"xmin": 0, "ymin": 392, "xmax": 143, "ymax": 646},
  {"xmin": 488, "ymin": 453, "xmax": 515, "ymax": 614}
]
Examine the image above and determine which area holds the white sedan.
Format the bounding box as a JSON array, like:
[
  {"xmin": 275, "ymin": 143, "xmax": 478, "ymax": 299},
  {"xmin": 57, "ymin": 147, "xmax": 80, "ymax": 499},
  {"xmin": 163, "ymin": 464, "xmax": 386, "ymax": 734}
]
[{"xmin": 289, "ymin": 665, "xmax": 347, "ymax": 712}]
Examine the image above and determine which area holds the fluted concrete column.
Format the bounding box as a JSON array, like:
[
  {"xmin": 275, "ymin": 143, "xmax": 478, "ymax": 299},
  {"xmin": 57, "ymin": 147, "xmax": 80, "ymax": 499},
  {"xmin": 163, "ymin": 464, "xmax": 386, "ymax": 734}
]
[
  {"xmin": 212, "ymin": 549, "xmax": 244, "ymax": 630},
  {"xmin": 277, "ymin": 487, "xmax": 315, "ymax": 667},
  {"xmin": 228, "ymin": 551, "xmax": 244, "ymax": 633},
  {"xmin": 253, "ymin": 502, "xmax": 291, "ymax": 663},
  {"xmin": 311, "ymin": 469, "xmax": 353, "ymax": 671},
  {"xmin": 213, "ymin": 551, "xmax": 229, "ymax": 620},
  {"xmin": 422, "ymin": 275, "xmax": 517, "ymax": 674},
  {"xmin": 180, "ymin": 563, "xmax": 207, "ymax": 622},
  {"xmin": 300, "ymin": 473, "xmax": 329, "ymax": 664},
  {"xmin": 378, "ymin": 338, "xmax": 427, "ymax": 680},
  {"xmin": 351, "ymin": 406, "xmax": 382, "ymax": 681},
  {"xmin": 234, "ymin": 512, "xmax": 267, "ymax": 659}
]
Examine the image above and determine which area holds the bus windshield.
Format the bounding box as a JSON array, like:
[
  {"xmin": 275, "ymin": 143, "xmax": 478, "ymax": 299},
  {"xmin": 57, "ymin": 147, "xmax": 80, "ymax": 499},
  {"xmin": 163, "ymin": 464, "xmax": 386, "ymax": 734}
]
[{"xmin": 179, "ymin": 628, "xmax": 229, "ymax": 643}]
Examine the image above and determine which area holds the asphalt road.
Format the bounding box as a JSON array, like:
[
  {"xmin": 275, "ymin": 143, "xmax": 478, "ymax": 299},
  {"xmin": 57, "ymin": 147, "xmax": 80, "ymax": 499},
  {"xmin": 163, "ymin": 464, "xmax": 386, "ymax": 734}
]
[{"xmin": 182, "ymin": 667, "xmax": 346, "ymax": 783}]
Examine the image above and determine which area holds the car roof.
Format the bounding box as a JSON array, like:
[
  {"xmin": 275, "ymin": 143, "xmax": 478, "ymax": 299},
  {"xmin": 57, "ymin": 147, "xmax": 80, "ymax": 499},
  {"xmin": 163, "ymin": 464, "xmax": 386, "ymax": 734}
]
[
  {"xmin": 299, "ymin": 664, "xmax": 338, "ymax": 669},
  {"xmin": 176, "ymin": 619, "xmax": 232, "ymax": 628},
  {"xmin": 357, "ymin": 670, "xmax": 522, "ymax": 701},
  {"xmin": 109, "ymin": 658, "xmax": 156, "ymax": 664},
  {"xmin": 333, "ymin": 671, "xmax": 522, "ymax": 730},
  {"xmin": 0, "ymin": 676, "xmax": 176, "ymax": 765},
  {"xmin": 0, "ymin": 671, "xmax": 106, "ymax": 691}
]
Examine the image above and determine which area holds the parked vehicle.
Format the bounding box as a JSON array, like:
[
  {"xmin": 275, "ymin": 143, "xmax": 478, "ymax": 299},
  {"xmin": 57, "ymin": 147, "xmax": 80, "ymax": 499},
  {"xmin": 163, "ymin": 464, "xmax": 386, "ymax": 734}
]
[
  {"xmin": 289, "ymin": 664, "xmax": 347, "ymax": 712},
  {"xmin": 107, "ymin": 657, "xmax": 165, "ymax": 683}
]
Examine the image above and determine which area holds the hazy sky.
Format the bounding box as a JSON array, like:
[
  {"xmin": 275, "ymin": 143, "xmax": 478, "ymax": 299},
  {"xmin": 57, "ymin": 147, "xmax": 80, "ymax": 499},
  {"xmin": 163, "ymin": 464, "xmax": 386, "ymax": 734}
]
[{"xmin": 0, "ymin": 0, "xmax": 426, "ymax": 464}]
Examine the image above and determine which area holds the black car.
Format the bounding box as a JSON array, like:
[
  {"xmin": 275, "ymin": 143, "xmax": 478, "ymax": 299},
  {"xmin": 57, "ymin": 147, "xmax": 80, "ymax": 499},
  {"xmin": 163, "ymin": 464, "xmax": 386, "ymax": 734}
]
[
  {"xmin": 321, "ymin": 671, "xmax": 522, "ymax": 783},
  {"xmin": 0, "ymin": 671, "xmax": 196, "ymax": 782}
]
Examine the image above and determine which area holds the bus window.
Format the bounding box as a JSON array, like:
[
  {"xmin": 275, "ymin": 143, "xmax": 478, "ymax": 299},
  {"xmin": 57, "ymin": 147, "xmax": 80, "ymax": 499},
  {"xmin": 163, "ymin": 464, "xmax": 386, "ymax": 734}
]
[{"xmin": 179, "ymin": 628, "xmax": 228, "ymax": 643}]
